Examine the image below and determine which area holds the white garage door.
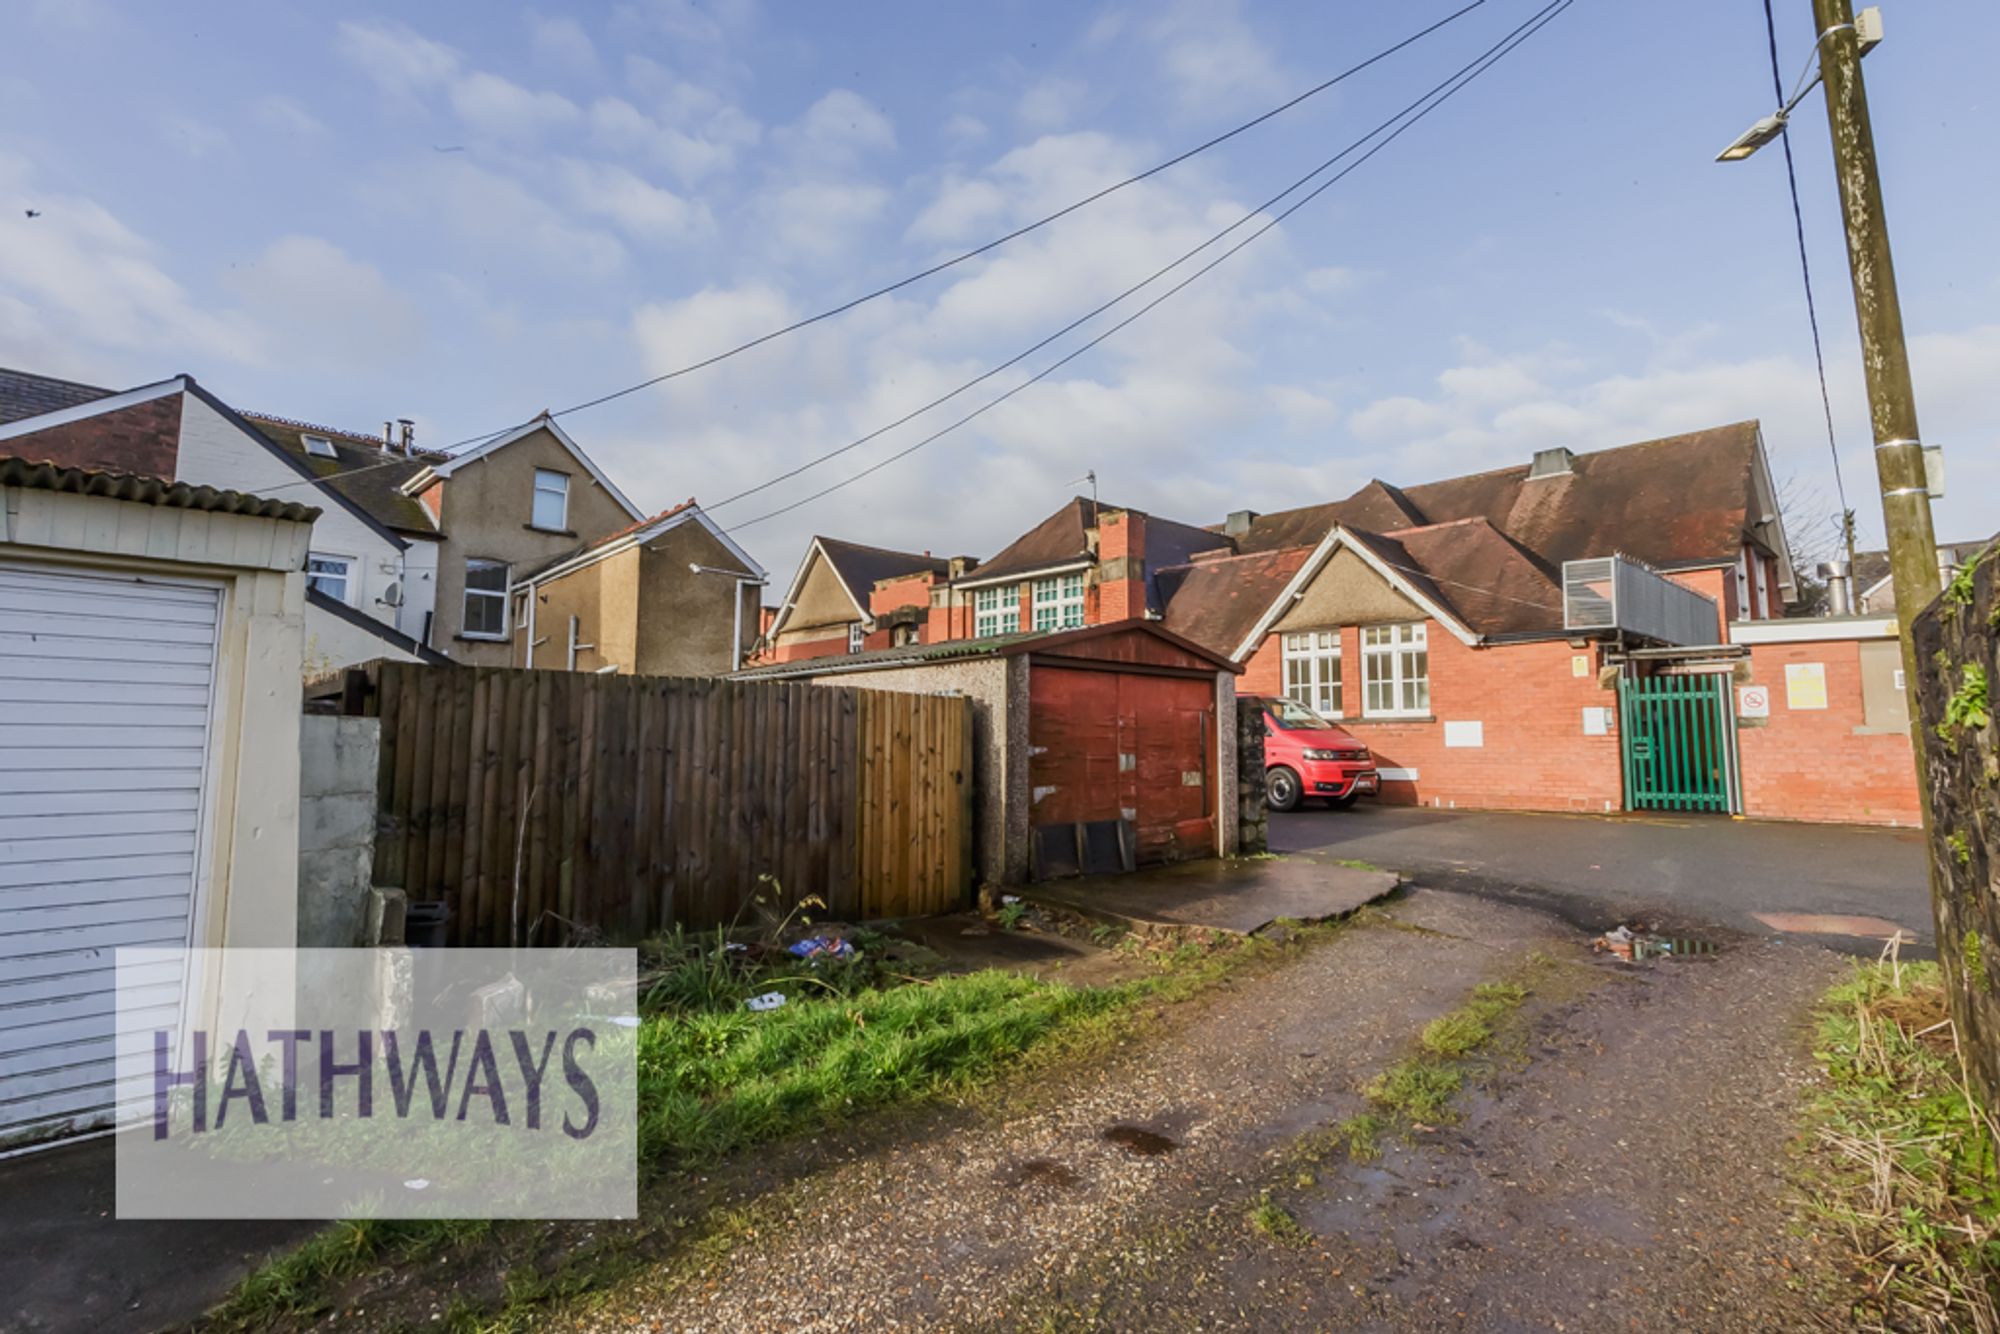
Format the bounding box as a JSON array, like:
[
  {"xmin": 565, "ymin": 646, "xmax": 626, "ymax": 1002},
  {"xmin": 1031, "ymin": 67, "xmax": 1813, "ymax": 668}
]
[{"xmin": 0, "ymin": 562, "xmax": 220, "ymax": 1150}]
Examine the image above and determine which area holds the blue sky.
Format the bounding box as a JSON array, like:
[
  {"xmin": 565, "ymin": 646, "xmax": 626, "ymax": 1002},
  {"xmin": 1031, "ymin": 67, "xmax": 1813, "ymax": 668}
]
[{"xmin": 2, "ymin": 0, "xmax": 1994, "ymax": 581}]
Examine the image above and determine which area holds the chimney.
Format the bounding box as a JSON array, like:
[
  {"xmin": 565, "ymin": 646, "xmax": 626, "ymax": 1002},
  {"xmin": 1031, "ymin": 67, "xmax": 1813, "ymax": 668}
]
[
  {"xmin": 1224, "ymin": 509, "xmax": 1259, "ymax": 539},
  {"xmin": 398, "ymin": 418, "xmax": 415, "ymax": 453},
  {"xmin": 946, "ymin": 555, "xmax": 978, "ymax": 579},
  {"xmin": 1819, "ymin": 560, "xmax": 1853, "ymax": 616},
  {"xmin": 381, "ymin": 420, "xmax": 395, "ymax": 455},
  {"xmin": 1097, "ymin": 508, "xmax": 1147, "ymax": 622},
  {"xmin": 1528, "ymin": 446, "xmax": 1575, "ymax": 479}
]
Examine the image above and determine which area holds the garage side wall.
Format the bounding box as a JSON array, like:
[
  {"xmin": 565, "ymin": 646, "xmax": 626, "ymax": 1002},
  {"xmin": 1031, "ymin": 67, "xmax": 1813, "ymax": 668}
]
[{"xmin": 1734, "ymin": 636, "xmax": 1920, "ymax": 827}]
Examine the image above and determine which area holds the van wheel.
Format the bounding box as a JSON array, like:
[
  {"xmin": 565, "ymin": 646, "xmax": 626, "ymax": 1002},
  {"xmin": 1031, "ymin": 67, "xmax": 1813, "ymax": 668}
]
[{"xmin": 1267, "ymin": 766, "xmax": 1302, "ymax": 813}]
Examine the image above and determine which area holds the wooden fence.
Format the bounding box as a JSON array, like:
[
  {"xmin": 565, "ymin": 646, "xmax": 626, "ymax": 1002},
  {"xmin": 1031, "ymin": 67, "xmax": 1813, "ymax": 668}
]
[{"xmin": 336, "ymin": 662, "xmax": 975, "ymax": 943}]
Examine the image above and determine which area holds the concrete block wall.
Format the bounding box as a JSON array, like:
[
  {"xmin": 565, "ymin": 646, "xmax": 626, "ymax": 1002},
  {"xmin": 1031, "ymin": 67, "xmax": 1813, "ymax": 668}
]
[{"xmin": 298, "ymin": 714, "xmax": 381, "ymax": 946}]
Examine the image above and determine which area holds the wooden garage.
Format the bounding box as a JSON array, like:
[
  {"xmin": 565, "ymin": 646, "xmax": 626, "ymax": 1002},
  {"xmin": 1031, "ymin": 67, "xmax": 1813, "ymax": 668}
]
[{"xmin": 732, "ymin": 619, "xmax": 1242, "ymax": 886}]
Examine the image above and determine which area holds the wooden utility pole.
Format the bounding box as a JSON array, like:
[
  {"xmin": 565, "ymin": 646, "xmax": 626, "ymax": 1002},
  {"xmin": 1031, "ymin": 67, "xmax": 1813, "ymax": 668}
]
[{"xmin": 1807, "ymin": 0, "xmax": 1940, "ymax": 793}]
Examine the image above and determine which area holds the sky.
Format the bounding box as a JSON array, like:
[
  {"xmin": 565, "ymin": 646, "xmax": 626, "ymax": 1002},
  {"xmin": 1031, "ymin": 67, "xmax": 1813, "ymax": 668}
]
[{"xmin": 2, "ymin": 0, "xmax": 1995, "ymax": 586}]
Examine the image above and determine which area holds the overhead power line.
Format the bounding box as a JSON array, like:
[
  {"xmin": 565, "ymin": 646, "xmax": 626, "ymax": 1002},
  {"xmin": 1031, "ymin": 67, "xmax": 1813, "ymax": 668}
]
[
  {"xmin": 1761, "ymin": 0, "xmax": 1852, "ymax": 553},
  {"xmin": 721, "ymin": 0, "xmax": 1576, "ymax": 536},
  {"xmin": 245, "ymin": 1, "xmax": 1493, "ymax": 503}
]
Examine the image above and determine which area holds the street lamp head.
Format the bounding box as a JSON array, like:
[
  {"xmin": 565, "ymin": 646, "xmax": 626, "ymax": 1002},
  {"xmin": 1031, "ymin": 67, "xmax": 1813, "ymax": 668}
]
[{"xmin": 1716, "ymin": 112, "xmax": 1788, "ymax": 162}]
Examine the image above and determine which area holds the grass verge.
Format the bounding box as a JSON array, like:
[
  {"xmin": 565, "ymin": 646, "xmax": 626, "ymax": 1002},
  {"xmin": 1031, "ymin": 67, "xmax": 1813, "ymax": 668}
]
[
  {"xmin": 208, "ymin": 918, "xmax": 1344, "ymax": 1330},
  {"xmin": 1804, "ymin": 958, "xmax": 2000, "ymax": 1329}
]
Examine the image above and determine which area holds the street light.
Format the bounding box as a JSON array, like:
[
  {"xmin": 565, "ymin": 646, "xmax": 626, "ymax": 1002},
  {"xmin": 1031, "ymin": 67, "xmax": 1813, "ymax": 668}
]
[
  {"xmin": 1716, "ymin": 6, "xmax": 1881, "ymax": 162},
  {"xmin": 689, "ymin": 562, "xmax": 765, "ymax": 672}
]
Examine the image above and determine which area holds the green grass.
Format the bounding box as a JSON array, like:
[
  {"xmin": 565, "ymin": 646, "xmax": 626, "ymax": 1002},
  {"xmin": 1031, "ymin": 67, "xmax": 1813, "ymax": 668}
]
[
  {"xmin": 1246, "ymin": 1191, "xmax": 1310, "ymax": 1246},
  {"xmin": 210, "ymin": 918, "xmax": 1346, "ymax": 1330},
  {"xmin": 1804, "ymin": 959, "xmax": 2000, "ymax": 1329},
  {"xmin": 1331, "ymin": 858, "xmax": 1386, "ymax": 872}
]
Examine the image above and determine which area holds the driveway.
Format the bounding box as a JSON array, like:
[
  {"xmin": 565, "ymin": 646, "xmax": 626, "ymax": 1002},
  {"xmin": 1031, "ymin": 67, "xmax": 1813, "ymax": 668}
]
[{"xmin": 1272, "ymin": 802, "xmax": 1933, "ymax": 950}]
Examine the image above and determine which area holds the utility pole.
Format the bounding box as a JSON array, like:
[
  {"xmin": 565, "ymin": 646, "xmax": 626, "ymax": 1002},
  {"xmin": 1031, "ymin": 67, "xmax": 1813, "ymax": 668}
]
[{"xmin": 1807, "ymin": 0, "xmax": 1940, "ymax": 793}]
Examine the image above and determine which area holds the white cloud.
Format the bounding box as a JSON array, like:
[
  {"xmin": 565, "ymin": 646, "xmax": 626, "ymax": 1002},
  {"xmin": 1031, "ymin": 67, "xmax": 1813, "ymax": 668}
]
[
  {"xmin": 778, "ymin": 88, "xmax": 895, "ymax": 165},
  {"xmin": 253, "ymin": 95, "xmax": 327, "ymax": 138},
  {"xmin": 336, "ymin": 20, "xmax": 459, "ymax": 95},
  {"xmin": 588, "ymin": 95, "xmax": 756, "ymax": 182},
  {"xmin": 389, "ymin": 158, "xmax": 625, "ymax": 278},
  {"xmin": 159, "ymin": 114, "xmax": 231, "ymax": 160},
  {"xmin": 942, "ymin": 114, "xmax": 988, "ymax": 149},
  {"xmin": 1144, "ymin": 0, "xmax": 1285, "ymax": 112},
  {"xmin": 756, "ymin": 180, "xmax": 890, "ymax": 260},
  {"xmin": 1016, "ymin": 77, "xmax": 1087, "ymax": 133},
  {"xmin": 529, "ymin": 14, "xmax": 597, "ymax": 72},
  {"xmin": 448, "ymin": 72, "xmax": 579, "ymax": 140},
  {"xmin": 558, "ymin": 160, "xmax": 711, "ymax": 242},
  {"xmin": 0, "ymin": 151, "xmax": 258, "ymax": 369},
  {"xmin": 223, "ymin": 235, "xmax": 423, "ymax": 372},
  {"xmin": 905, "ymin": 174, "xmax": 1008, "ymax": 245}
]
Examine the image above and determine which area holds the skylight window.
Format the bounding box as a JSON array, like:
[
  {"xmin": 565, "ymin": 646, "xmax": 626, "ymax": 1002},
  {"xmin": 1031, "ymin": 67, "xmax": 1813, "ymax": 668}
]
[{"xmin": 302, "ymin": 434, "xmax": 337, "ymax": 459}]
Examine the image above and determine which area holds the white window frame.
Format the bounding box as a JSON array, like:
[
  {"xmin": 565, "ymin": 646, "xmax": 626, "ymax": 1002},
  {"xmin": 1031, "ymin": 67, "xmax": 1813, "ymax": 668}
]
[
  {"xmin": 1280, "ymin": 629, "xmax": 1342, "ymax": 719},
  {"xmin": 974, "ymin": 584, "xmax": 1020, "ymax": 638},
  {"xmin": 301, "ymin": 433, "xmax": 338, "ymax": 459},
  {"xmin": 531, "ymin": 469, "xmax": 571, "ymax": 532},
  {"xmin": 306, "ymin": 553, "xmax": 355, "ymax": 605},
  {"xmin": 462, "ymin": 558, "xmax": 510, "ymax": 640},
  {"xmin": 1361, "ymin": 622, "xmax": 1430, "ymax": 718},
  {"xmin": 1031, "ymin": 572, "xmax": 1086, "ymax": 631},
  {"xmin": 848, "ymin": 621, "xmax": 866, "ymax": 654}
]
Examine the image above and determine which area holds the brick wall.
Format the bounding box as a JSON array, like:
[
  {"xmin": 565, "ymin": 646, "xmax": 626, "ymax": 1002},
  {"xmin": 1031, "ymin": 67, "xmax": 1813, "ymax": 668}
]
[
  {"xmin": 1736, "ymin": 638, "xmax": 1920, "ymax": 827},
  {"xmin": 1097, "ymin": 510, "xmax": 1145, "ymax": 622},
  {"xmin": 1243, "ymin": 623, "xmax": 1623, "ymax": 813},
  {"xmin": 868, "ymin": 572, "xmax": 937, "ymax": 619}
]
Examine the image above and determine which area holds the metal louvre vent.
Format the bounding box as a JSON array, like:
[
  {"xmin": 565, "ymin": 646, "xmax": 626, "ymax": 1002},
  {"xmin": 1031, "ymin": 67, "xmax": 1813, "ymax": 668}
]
[{"xmin": 1563, "ymin": 555, "xmax": 1720, "ymax": 646}]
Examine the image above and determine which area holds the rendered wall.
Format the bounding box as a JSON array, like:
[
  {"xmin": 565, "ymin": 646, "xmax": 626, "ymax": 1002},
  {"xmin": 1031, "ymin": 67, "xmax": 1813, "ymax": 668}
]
[{"xmin": 298, "ymin": 715, "xmax": 381, "ymax": 946}]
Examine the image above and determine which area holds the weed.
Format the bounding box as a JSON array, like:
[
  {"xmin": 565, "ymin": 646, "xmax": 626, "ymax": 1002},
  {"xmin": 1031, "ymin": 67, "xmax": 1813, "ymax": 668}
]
[
  {"xmin": 1088, "ymin": 922, "xmax": 1126, "ymax": 948},
  {"xmin": 1332, "ymin": 858, "xmax": 1385, "ymax": 872},
  {"xmin": 1804, "ymin": 960, "xmax": 2000, "ymax": 1328},
  {"xmin": 1247, "ymin": 1191, "xmax": 1310, "ymax": 1246},
  {"xmin": 1936, "ymin": 662, "xmax": 1991, "ymax": 745},
  {"xmin": 1332, "ymin": 1112, "xmax": 1384, "ymax": 1163},
  {"xmin": 1363, "ymin": 1059, "xmax": 1463, "ymax": 1123},
  {"xmin": 1949, "ymin": 830, "xmax": 1974, "ymax": 867},
  {"xmin": 1944, "ymin": 551, "xmax": 1983, "ymax": 606},
  {"xmin": 997, "ymin": 900, "xmax": 1029, "ymax": 931}
]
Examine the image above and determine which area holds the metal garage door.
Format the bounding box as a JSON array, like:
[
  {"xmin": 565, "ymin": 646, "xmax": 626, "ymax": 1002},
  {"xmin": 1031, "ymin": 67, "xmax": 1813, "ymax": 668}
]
[
  {"xmin": 1028, "ymin": 666, "xmax": 1215, "ymax": 874},
  {"xmin": 0, "ymin": 563, "xmax": 219, "ymax": 1150}
]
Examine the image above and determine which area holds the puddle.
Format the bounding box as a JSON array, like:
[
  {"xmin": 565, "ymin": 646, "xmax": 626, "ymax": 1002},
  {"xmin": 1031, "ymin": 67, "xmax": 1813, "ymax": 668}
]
[
  {"xmin": 1753, "ymin": 911, "xmax": 1916, "ymax": 942},
  {"xmin": 1101, "ymin": 1123, "xmax": 1179, "ymax": 1156},
  {"xmin": 1001, "ymin": 1157, "xmax": 1080, "ymax": 1189}
]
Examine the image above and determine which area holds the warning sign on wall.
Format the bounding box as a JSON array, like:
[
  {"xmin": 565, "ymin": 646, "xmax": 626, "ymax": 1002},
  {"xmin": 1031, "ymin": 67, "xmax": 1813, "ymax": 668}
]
[
  {"xmin": 1738, "ymin": 684, "xmax": 1771, "ymax": 719},
  {"xmin": 1784, "ymin": 662, "xmax": 1828, "ymax": 711}
]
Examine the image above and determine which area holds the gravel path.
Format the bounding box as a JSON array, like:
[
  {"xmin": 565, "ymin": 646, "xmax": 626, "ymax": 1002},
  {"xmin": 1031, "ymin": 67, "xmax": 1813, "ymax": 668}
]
[{"xmin": 583, "ymin": 888, "xmax": 1854, "ymax": 1331}]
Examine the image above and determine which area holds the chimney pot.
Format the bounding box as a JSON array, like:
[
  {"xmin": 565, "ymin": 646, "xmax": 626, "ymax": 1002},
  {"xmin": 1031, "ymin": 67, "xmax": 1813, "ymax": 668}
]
[
  {"xmin": 382, "ymin": 421, "xmax": 395, "ymax": 455},
  {"xmin": 1818, "ymin": 560, "xmax": 1853, "ymax": 616},
  {"xmin": 398, "ymin": 418, "xmax": 415, "ymax": 453}
]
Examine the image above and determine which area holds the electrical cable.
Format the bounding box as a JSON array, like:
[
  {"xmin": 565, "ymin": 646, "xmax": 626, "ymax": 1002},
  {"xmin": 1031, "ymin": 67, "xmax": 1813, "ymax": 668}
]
[
  {"xmin": 721, "ymin": 0, "xmax": 1575, "ymax": 536},
  {"xmin": 1762, "ymin": 0, "xmax": 1852, "ymax": 547}
]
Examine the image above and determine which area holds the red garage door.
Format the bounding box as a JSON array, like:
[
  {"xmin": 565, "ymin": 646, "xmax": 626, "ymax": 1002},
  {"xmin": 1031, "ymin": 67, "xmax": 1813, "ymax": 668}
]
[{"xmin": 1028, "ymin": 666, "xmax": 1214, "ymax": 870}]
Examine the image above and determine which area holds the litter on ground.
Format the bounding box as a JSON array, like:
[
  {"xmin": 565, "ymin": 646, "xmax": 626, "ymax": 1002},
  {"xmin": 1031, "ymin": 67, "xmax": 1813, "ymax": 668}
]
[{"xmin": 746, "ymin": 991, "xmax": 788, "ymax": 1012}]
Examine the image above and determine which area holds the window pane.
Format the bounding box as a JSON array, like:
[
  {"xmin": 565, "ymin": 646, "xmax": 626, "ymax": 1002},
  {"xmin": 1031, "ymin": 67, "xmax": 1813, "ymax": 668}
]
[
  {"xmin": 532, "ymin": 470, "xmax": 569, "ymax": 530},
  {"xmin": 307, "ymin": 555, "xmax": 349, "ymax": 603},
  {"xmin": 465, "ymin": 560, "xmax": 508, "ymax": 592}
]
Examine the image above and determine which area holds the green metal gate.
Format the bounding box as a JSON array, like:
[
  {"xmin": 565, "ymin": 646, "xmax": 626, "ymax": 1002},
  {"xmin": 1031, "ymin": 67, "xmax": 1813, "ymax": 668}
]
[{"xmin": 1617, "ymin": 672, "xmax": 1740, "ymax": 813}]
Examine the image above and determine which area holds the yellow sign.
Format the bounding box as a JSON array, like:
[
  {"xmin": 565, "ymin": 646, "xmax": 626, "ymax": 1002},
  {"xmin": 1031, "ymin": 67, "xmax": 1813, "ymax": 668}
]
[
  {"xmin": 1571, "ymin": 654, "xmax": 1590, "ymax": 678},
  {"xmin": 1784, "ymin": 661, "xmax": 1828, "ymax": 710}
]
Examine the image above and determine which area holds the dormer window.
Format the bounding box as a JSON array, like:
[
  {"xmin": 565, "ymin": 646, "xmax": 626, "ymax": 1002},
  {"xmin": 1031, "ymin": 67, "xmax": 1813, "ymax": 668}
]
[
  {"xmin": 302, "ymin": 434, "xmax": 337, "ymax": 459},
  {"xmin": 532, "ymin": 469, "xmax": 570, "ymax": 531}
]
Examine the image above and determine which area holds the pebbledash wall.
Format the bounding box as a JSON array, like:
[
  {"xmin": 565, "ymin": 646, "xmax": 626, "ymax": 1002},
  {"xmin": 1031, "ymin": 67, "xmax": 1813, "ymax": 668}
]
[{"xmin": 1240, "ymin": 624, "xmax": 1626, "ymax": 814}]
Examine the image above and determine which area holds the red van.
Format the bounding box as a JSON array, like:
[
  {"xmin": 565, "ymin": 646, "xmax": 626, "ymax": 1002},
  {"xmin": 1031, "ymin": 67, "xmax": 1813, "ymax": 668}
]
[{"xmin": 1251, "ymin": 695, "xmax": 1379, "ymax": 812}]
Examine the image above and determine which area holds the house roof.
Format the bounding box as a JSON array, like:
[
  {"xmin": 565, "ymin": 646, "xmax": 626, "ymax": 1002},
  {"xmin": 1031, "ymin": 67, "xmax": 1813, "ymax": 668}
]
[
  {"xmin": 1231, "ymin": 422, "xmax": 1769, "ymax": 573},
  {"xmin": 1157, "ymin": 547, "xmax": 1312, "ymax": 656},
  {"xmin": 305, "ymin": 586, "xmax": 452, "ymax": 665},
  {"xmin": 0, "ymin": 454, "xmax": 322, "ymax": 523},
  {"xmin": 1347, "ymin": 518, "xmax": 1564, "ymax": 638},
  {"xmin": 0, "ymin": 366, "xmax": 114, "ymax": 425},
  {"xmin": 1852, "ymin": 534, "xmax": 1999, "ymax": 601},
  {"xmin": 731, "ymin": 618, "xmax": 1240, "ymax": 681},
  {"xmin": 244, "ymin": 414, "xmax": 443, "ymax": 538},
  {"xmin": 515, "ymin": 498, "xmax": 766, "ymax": 587},
  {"xmin": 962, "ymin": 496, "xmax": 1232, "ymax": 599},
  {"xmin": 820, "ymin": 537, "xmax": 950, "ymax": 605},
  {"xmin": 404, "ymin": 414, "xmax": 644, "ymax": 522}
]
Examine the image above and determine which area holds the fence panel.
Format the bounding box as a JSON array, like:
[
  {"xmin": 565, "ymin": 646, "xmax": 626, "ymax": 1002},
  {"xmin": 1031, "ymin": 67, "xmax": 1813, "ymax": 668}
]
[{"xmin": 347, "ymin": 663, "xmax": 973, "ymax": 942}]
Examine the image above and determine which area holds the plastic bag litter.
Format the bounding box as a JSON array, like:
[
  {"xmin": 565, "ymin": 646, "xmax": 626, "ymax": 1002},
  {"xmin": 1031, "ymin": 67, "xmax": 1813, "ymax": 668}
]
[
  {"xmin": 786, "ymin": 936, "xmax": 856, "ymax": 961},
  {"xmin": 745, "ymin": 992, "xmax": 788, "ymax": 1012}
]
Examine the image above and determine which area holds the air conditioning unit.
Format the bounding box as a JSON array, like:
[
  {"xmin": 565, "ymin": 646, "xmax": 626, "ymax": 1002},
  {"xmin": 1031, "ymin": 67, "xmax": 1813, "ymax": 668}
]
[
  {"xmin": 1563, "ymin": 555, "xmax": 1719, "ymax": 646},
  {"xmin": 377, "ymin": 580, "xmax": 404, "ymax": 609}
]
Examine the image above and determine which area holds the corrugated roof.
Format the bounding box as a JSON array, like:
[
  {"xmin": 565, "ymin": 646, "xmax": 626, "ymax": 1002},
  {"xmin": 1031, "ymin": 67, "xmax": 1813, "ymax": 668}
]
[
  {"xmin": 0, "ymin": 366, "xmax": 114, "ymax": 425},
  {"xmin": 0, "ymin": 455, "xmax": 322, "ymax": 522},
  {"xmin": 244, "ymin": 414, "xmax": 442, "ymax": 537}
]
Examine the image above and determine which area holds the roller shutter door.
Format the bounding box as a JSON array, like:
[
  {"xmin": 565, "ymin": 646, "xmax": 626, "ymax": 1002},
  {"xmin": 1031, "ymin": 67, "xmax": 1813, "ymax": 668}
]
[{"xmin": 0, "ymin": 562, "xmax": 219, "ymax": 1150}]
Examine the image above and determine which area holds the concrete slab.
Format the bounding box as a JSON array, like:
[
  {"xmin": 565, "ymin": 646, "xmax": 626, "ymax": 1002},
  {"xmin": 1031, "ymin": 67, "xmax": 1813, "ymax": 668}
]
[{"xmin": 1021, "ymin": 853, "xmax": 1400, "ymax": 936}]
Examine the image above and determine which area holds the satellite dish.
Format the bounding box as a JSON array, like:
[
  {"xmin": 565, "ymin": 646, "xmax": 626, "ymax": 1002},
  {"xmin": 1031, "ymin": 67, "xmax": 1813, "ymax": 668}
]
[{"xmin": 378, "ymin": 580, "xmax": 404, "ymax": 609}]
